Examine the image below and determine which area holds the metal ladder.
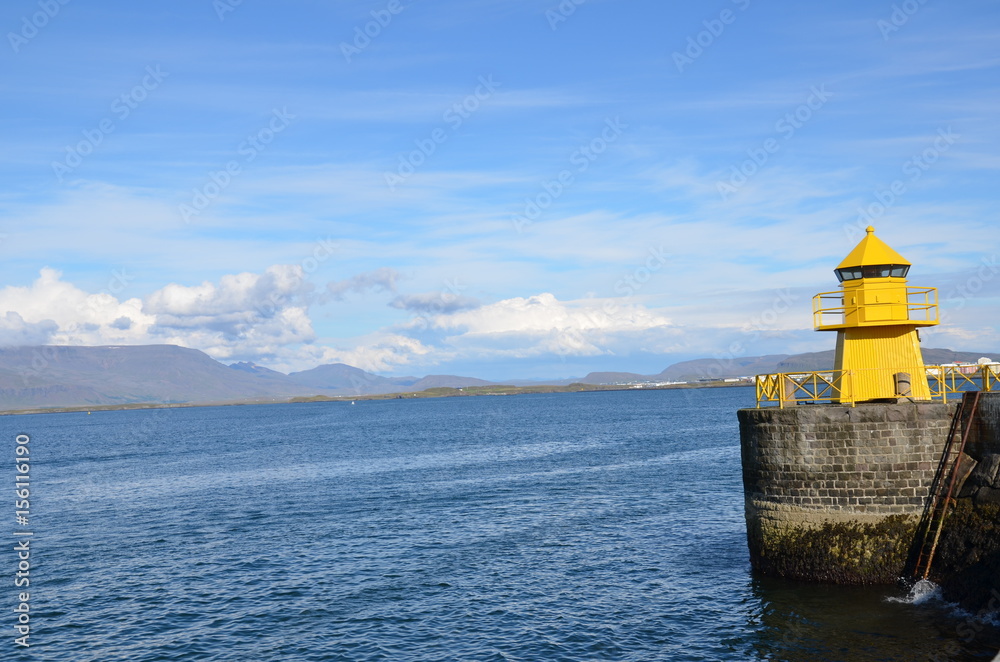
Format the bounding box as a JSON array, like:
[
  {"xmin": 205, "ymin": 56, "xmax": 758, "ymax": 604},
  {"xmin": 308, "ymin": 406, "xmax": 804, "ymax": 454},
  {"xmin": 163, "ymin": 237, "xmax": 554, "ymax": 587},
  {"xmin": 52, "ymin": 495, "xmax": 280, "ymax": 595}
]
[{"xmin": 911, "ymin": 390, "xmax": 981, "ymax": 580}]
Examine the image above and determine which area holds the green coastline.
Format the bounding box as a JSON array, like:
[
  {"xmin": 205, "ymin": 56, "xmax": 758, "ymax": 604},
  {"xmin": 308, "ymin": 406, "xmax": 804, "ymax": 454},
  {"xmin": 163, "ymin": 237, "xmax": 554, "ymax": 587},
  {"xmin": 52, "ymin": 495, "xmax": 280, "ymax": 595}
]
[{"xmin": 0, "ymin": 380, "xmax": 752, "ymax": 416}]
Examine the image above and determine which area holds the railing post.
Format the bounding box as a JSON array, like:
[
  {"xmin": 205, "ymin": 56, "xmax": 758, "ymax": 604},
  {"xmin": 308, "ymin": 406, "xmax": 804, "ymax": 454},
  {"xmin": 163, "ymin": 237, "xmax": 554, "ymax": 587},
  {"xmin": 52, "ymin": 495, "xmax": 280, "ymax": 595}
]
[
  {"xmin": 839, "ymin": 370, "xmax": 853, "ymax": 406},
  {"xmin": 780, "ymin": 374, "xmax": 797, "ymax": 408}
]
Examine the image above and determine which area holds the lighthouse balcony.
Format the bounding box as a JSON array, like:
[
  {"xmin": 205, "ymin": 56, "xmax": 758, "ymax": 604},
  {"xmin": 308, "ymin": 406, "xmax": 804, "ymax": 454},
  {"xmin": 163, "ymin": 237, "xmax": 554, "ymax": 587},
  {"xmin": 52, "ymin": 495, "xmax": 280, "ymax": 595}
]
[{"xmin": 812, "ymin": 286, "xmax": 938, "ymax": 330}]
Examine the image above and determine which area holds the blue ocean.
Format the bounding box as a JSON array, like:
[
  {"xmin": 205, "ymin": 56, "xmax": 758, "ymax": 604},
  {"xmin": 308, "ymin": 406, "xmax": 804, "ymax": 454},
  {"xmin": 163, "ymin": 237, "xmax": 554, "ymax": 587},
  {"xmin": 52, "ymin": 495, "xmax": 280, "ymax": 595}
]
[{"xmin": 7, "ymin": 387, "xmax": 1000, "ymax": 660}]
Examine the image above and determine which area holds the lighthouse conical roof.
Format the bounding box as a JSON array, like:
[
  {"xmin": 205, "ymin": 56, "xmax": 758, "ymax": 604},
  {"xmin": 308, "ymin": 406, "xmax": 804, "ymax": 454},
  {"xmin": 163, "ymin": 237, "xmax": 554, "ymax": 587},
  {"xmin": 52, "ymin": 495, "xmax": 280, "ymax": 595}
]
[{"xmin": 836, "ymin": 226, "xmax": 910, "ymax": 269}]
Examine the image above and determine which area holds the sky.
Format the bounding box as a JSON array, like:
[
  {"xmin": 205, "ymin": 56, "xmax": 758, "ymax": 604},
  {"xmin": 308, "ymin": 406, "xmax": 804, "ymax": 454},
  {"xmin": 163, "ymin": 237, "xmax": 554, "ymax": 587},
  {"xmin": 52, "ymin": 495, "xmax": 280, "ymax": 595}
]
[{"xmin": 1, "ymin": 0, "xmax": 998, "ymax": 380}]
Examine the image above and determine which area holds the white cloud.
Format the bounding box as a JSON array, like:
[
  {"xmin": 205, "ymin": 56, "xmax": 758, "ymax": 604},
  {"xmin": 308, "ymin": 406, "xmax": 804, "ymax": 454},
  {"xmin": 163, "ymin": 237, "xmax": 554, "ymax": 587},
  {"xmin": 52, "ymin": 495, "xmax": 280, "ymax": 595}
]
[
  {"xmin": 435, "ymin": 292, "xmax": 670, "ymax": 334},
  {"xmin": 0, "ymin": 268, "xmax": 154, "ymax": 346},
  {"xmin": 284, "ymin": 333, "xmax": 435, "ymax": 374},
  {"xmin": 0, "ymin": 267, "xmax": 435, "ymax": 374},
  {"xmin": 144, "ymin": 265, "xmax": 320, "ymax": 359},
  {"xmin": 145, "ymin": 264, "xmax": 315, "ymax": 340},
  {"xmin": 146, "ymin": 265, "xmax": 312, "ymax": 316},
  {"xmin": 420, "ymin": 292, "xmax": 675, "ymax": 359},
  {"xmin": 0, "ymin": 267, "xmax": 317, "ymax": 361},
  {"xmin": 0, "ymin": 312, "xmax": 58, "ymax": 346}
]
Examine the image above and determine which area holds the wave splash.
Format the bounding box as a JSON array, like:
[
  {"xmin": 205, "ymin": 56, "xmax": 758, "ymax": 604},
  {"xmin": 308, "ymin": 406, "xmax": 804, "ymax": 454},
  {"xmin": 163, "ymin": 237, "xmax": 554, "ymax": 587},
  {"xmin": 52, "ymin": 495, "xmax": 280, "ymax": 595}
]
[{"xmin": 886, "ymin": 579, "xmax": 943, "ymax": 605}]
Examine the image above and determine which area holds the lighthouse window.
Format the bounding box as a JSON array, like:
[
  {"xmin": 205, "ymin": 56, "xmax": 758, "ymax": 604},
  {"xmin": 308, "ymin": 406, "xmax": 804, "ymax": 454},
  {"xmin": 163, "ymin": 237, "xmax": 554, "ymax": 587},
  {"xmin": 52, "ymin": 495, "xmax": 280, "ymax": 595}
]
[
  {"xmin": 835, "ymin": 264, "xmax": 908, "ymax": 281},
  {"xmin": 862, "ymin": 265, "xmax": 891, "ymax": 278},
  {"xmin": 835, "ymin": 267, "xmax": 864, "ymax": 281}
]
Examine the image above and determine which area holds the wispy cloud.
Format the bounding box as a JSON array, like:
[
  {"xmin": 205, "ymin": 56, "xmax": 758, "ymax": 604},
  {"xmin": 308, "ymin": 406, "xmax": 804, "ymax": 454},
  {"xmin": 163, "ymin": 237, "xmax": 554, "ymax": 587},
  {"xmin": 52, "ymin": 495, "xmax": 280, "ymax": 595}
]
[
  {"xmin": 323, "ymin": 268, "xmax": 401, "ymax": 302},
  {"xmin": 390, "ymin": 292, "xmax": 481, "ymax": 314}
]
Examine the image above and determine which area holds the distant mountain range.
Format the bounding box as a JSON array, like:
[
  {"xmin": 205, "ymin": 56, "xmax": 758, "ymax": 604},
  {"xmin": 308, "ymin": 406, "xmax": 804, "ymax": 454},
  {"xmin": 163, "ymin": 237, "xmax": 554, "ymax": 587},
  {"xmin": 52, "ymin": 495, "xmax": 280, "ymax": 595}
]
[
  {"xmin": 0, "ymin": 345, "xmax": 503, "ymax": 410},
  {"xmin": 0, "ymin": 344, "xmax": 994, "ymax": 411}
]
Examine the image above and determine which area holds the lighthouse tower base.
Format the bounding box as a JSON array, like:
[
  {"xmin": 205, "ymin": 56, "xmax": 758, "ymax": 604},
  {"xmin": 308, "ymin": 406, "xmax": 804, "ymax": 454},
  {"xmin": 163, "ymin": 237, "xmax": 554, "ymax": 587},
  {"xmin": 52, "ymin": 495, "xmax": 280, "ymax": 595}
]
[
  {"xmin": 834, "ymin": 325, "xmax": 931, "ymax": 401},
  {"xmin": 738, "ymin": 402, "xmax": 954, "ymax": 583}
]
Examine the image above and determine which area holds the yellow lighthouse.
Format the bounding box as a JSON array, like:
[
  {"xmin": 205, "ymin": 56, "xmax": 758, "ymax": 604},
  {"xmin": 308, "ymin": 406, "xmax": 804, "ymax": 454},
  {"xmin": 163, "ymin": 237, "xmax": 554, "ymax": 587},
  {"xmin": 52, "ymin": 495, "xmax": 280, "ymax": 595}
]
[{"xmin": 812, "ymin": 226, "xmax": 939, "ymax": 402}]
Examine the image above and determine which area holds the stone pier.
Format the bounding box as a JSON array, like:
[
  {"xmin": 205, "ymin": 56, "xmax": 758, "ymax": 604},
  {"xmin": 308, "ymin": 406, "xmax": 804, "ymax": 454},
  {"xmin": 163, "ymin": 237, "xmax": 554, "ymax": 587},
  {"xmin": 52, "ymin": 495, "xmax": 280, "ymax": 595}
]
[{"xmin": 738, "ymin": 401, "xmax": 955, "ymax": 584}]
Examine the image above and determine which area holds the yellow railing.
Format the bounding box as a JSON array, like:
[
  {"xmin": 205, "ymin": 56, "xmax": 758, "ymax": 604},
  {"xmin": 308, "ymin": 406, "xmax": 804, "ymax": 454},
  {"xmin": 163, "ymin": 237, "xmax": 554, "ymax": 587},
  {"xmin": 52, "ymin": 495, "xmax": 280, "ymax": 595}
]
[
  {"xmin": 907, "ymin": 287, "xmax": 940, "ymax": 323},
  {"xmin": 755, "ymin": 370, "xmax": 849, "ymax": 407},
  {"xmin": 812, "ymin": 287, "xmax": 938, "ymax": 329},
  {"xmin": 755, "ymin": 363, "xmax": 998, "ymax": 407},
  {"xmin": 987, "ymin": 364, "xmax": 1000, "ymax": 392}
]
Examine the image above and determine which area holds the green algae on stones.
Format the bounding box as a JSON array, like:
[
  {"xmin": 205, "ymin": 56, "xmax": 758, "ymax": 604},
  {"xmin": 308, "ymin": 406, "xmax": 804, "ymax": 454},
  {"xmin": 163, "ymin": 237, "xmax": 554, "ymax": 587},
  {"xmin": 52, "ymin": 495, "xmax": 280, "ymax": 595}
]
[{"xmin": 750, "ymin": 515, "xmax": 918, "ymax": 584}]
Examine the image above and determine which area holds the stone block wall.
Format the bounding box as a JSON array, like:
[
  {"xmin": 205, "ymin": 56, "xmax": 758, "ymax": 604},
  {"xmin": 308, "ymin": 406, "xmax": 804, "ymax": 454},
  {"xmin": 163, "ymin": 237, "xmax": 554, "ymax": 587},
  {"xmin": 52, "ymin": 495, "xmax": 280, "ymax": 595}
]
[
  {"xmin": 738, "ymin": 401, "xmax": 955, "ymax": 584},
  {"xmin": 740, "ymin": 402, "xmax": 955, "ymax": 514}
]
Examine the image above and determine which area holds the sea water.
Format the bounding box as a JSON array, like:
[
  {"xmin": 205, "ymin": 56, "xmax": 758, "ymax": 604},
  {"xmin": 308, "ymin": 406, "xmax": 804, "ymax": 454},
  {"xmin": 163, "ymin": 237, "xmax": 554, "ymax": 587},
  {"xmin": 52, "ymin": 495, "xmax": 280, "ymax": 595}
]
[{"xmin": 5, "ymin": 387, "xmax": 999, "ymax": 660}]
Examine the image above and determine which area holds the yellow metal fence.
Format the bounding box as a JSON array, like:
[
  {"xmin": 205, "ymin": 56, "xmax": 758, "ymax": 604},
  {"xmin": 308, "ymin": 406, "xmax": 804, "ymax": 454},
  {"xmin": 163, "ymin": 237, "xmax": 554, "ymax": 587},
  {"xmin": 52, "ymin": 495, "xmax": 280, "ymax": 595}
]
[{"xmin": 755, "ymin": 363, "xmax": 999, "ymax": 407}]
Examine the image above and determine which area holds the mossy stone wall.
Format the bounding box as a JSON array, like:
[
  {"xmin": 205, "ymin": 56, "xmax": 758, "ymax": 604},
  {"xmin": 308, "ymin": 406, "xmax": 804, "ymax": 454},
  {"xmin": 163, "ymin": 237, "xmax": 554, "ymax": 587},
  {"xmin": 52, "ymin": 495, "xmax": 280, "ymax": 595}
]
[
  {"xmin": 935, "ymin": 393, "xmax": 1000, "ymax": 613},
  {"xmin": 739, "ymin": 402, "xmax": 955, "ymax": 584}
]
